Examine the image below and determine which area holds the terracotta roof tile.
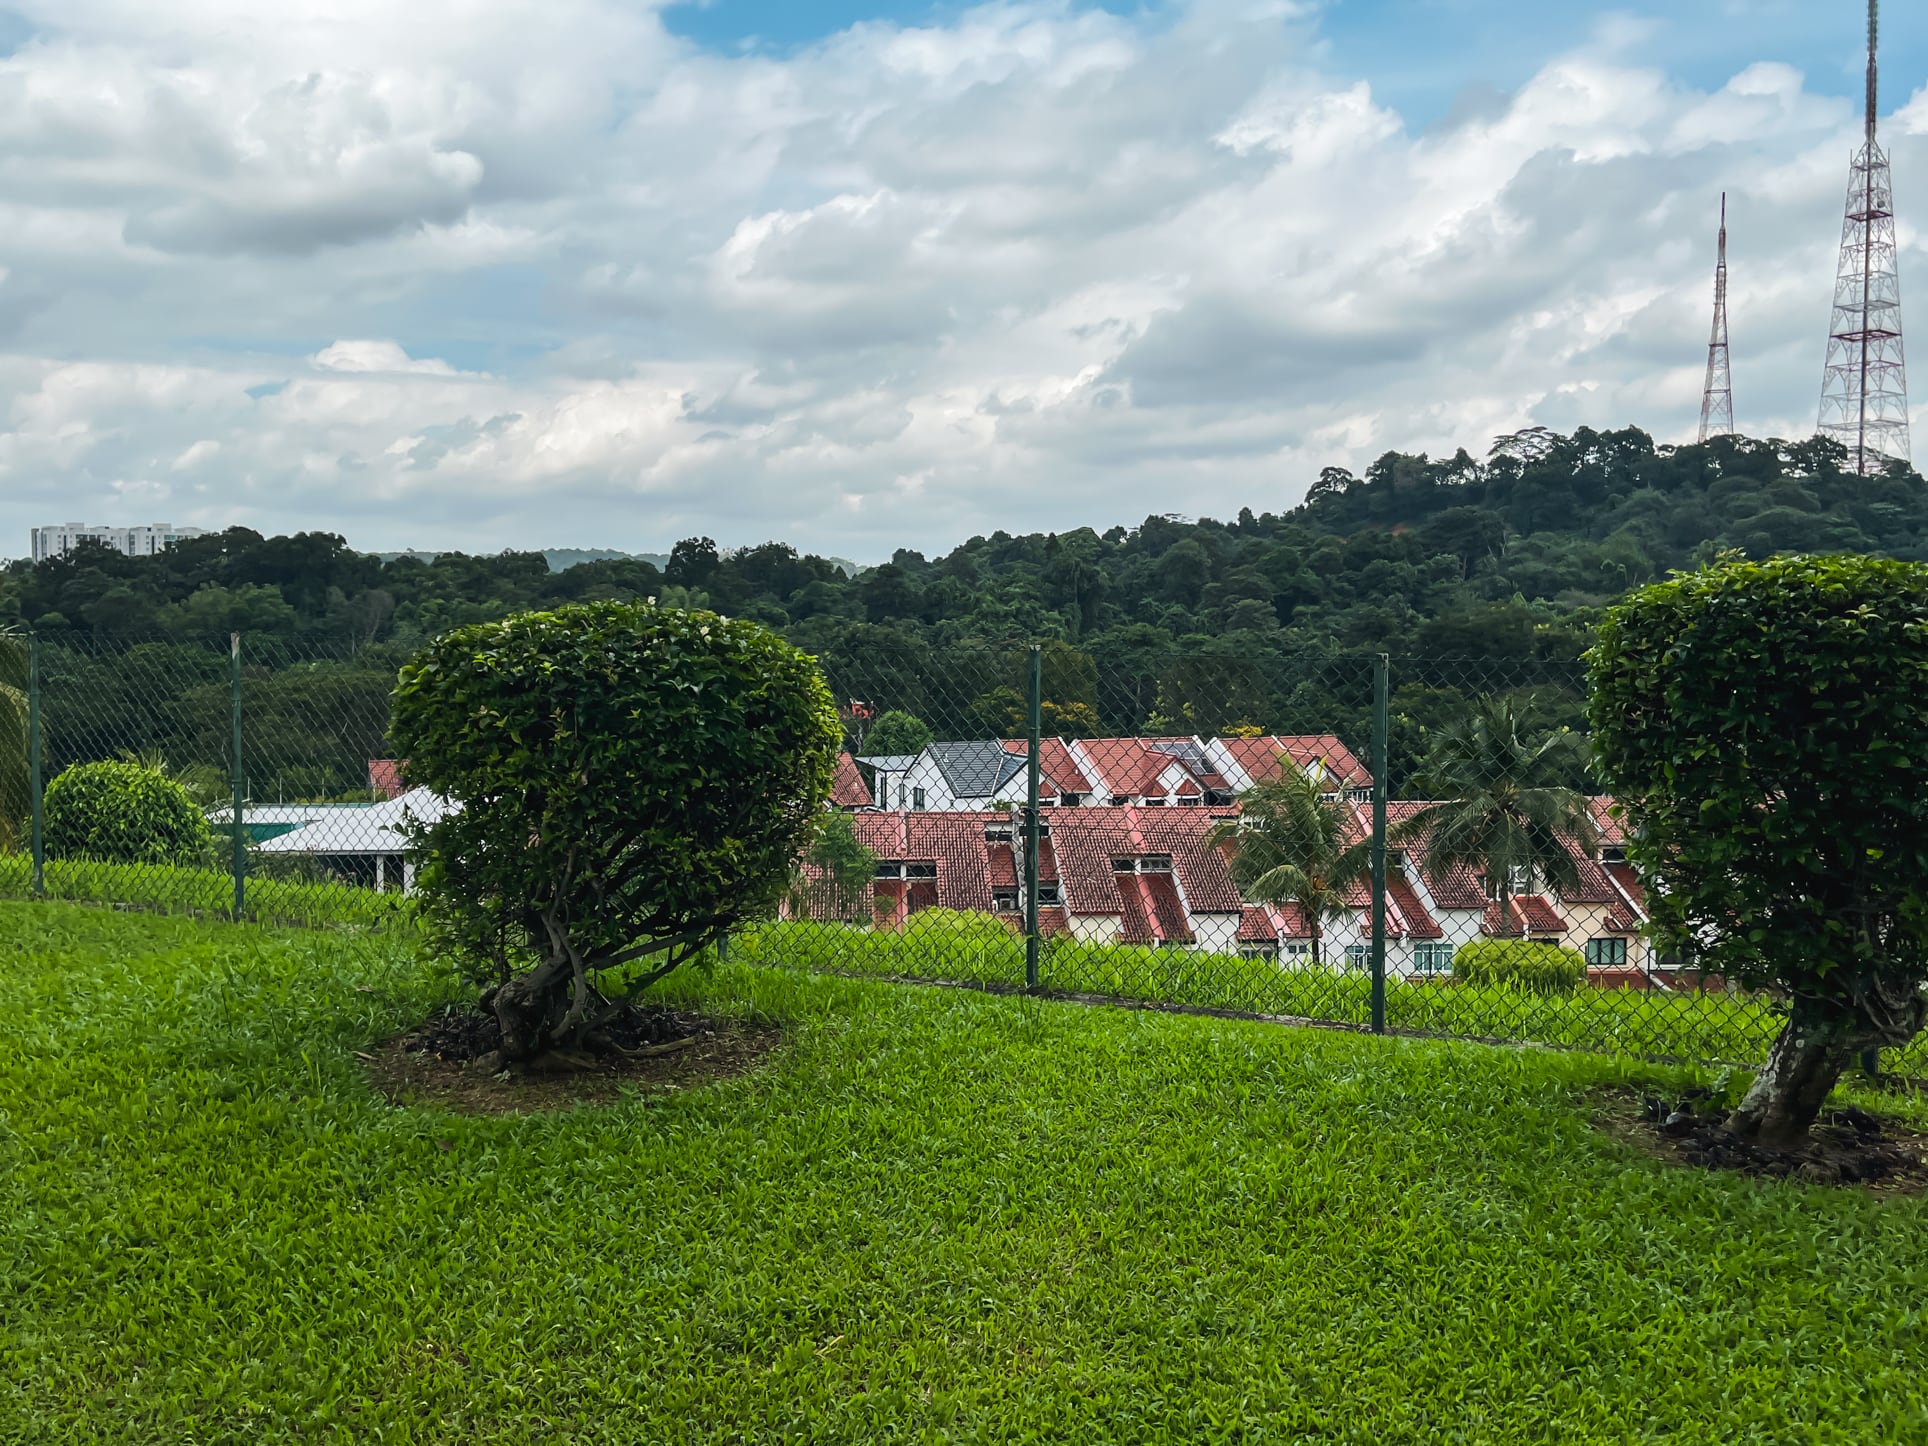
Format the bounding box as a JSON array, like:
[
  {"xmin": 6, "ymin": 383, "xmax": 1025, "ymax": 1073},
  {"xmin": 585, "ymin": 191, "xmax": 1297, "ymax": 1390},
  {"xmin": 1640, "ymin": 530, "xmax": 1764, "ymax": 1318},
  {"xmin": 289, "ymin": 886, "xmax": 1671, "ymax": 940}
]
[{"xmin": 830, "ymin": 752, "xmax": 873, "ymax": 809}]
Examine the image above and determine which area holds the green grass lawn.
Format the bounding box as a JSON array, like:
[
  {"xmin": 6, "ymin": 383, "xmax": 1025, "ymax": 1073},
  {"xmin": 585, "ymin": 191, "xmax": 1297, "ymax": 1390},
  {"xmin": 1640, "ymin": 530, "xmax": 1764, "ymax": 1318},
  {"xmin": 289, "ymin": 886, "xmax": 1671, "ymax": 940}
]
[
  {"xmin": 734, "ymin": 918, "xmax": 1928, "ymax": 1077},
  {"xmin": 4, "ymin": 902, "xmax": 1927, "ymax": 1444}
]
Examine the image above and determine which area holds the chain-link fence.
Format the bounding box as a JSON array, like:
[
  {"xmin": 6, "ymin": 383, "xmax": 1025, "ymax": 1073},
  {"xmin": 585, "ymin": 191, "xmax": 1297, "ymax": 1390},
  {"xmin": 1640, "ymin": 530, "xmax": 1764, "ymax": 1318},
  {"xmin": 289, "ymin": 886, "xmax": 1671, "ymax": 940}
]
[
  {"xmin": 8, "ymin": 631, "xmax": 411, "ymax": 927},
  {"xmin": 4, "ymin": 629, "xmax": 1920, "ymax": 1078}
]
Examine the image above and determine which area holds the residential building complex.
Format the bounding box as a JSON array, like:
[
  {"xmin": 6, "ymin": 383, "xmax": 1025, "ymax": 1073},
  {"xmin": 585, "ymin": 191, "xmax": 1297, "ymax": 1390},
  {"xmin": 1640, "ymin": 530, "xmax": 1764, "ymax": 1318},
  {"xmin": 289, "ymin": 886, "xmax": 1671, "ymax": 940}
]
[{"xmin": 30, "ymin": 522, "xmax": 208, "ymax": 563}]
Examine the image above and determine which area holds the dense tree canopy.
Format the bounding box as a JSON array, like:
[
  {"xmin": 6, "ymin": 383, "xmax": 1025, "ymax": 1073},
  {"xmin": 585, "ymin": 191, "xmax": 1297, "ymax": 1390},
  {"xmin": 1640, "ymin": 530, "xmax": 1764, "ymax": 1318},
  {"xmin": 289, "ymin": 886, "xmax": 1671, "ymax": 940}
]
[
  {"xmin": 11, "ymin": 426, "xmax": 1927, "ymax": 798},
  {"xmin": 1590, "ymin": 553, "xmax": 1928, "ymax": 1145}
]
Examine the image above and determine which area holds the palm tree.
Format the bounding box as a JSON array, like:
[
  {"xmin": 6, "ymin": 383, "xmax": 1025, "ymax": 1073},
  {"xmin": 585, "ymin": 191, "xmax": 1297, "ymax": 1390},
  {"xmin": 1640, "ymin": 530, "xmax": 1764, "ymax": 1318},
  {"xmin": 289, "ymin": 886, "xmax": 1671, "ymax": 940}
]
[
  {"xmin": 1393, "ymin": 698, "xmax": 1598, "ymax": 932},
  {"xmin": 1210, "ymin": 765, "xmax": 1370, "ymax": 967}
]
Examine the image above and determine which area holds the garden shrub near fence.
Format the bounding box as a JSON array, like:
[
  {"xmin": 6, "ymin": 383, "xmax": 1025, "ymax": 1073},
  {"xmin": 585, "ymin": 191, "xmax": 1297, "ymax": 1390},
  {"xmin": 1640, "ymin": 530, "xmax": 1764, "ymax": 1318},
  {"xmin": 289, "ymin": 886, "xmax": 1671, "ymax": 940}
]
[
  {"xmin": 1452, "ymin": 938, "xmax": 1587, "ymax": 994},
  {"xmin": 43, "ymin": 760, "xmax": 213, "ymax": 866}
]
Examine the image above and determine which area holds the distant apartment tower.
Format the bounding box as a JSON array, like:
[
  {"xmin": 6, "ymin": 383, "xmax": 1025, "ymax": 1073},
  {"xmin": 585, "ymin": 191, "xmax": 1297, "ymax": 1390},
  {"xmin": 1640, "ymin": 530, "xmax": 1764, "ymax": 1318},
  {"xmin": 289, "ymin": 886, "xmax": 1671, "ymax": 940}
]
[{"xmin": 31, "ymin": 522, "xmax": 209, "ymax": 563}]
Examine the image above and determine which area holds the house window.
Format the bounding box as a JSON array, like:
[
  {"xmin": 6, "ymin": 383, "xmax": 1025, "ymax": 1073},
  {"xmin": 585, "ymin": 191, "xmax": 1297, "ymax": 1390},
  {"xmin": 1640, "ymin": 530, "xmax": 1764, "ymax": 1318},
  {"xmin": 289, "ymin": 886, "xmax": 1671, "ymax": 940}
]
[
  {"xmin": 1601, "ymin": 846, "xmax": 1627, "ymax": 865},
  {"xmin": 1281, "ymin": 942, "xmax": 1311, "ymax": 962},
  {"xmin": 1413, "ymin": 943, "xmax": 1455, "ymax": 975},
  {"xmin": 1239, "ymin": 944, "xmax": 1278, "ymax": 962},
  {"xmin": 1142, "ymin": 797, "xmax": 1165, "ymax": 807},
  {"xmin": 1344, "ymin": 944, "xmax": 1370, "ymax": 970},
  {"xmin": 911, "ymin": 787, "xmax": 926, "ymax": 810},
  {"xmin": 1346, "ymin": 787, "xmax": 1373, "ymax": 802},
  {"xmin": 1061, "ymin": 793, "xmax": 1085, "ymax": 806},
  {"xmin": 874, "ymin": 862, "xmax": 902, "ymax": 880},
  {"xmin": 1586, "ymin": 937, "xmax": 1629, "ymax": 967},
  {"xmin": 1139, "ymin": 855, "xmax": 1172, "ymax": 873},
  {"xmin": 992, "ymin": 890, "xmax": 1019, "ymax": 913},
  {"xmin": 1482, "ymin": 866, "xmax": 1534, "ymax": 900},
  {"xmin": 1037, "ymin": 883, "xmax": 1062, "ymax": 905},
  {"xmin": 1177, "ymin": 796, "xmax": 1201, "ymax": 807},
  {"xmin": 904, "ymin": 862, "xmax": 938, "ymax": 881},
  {"xmin": 984, "ymin": 826, "xmax": 1014, "ymax": 842}
]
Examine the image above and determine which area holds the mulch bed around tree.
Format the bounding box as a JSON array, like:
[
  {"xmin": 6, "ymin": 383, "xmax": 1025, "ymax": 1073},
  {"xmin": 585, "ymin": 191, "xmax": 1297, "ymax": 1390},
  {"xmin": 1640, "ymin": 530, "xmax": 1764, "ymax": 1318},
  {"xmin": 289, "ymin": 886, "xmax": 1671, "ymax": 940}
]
[
  {"xmin": 361, "ymin": 1001, "xmax": 782, "ymax": 1115},
  {"xmin": 1596, "ymin": 1086, "xmax": 1928, "ymax": 1194}
]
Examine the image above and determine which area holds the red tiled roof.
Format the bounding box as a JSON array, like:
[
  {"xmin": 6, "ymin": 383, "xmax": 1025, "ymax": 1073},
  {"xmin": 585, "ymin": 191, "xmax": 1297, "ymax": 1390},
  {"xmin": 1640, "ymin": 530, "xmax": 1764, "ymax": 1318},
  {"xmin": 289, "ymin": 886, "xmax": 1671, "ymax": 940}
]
[
  {"xmin": 988, "ymin": 845, "xmax": 1018, "ymax": 889},
  {"xmin": 1481, "ymin": 895, "xmax": 1569, "ymax": 937},
  {"xmin": 1217, "ymin": 735, "xmax": 1373, "ymax": 791},
  {"xmin": 1144, "ymin": 873, "xmax": 1194, "ymax": 944},
  {"xmin": 830, "ymin": 753, "xmax": 873, "ymax": 809},
  {"xmin": 1386, "ymin": 876, "xmax": 1442, "ymax": 940},
  {"xmin": 1130, "ymin": 810, "xmax": 1246, "ymax": 913},
  {"xmin": 1037, "ymin": 906, "xmax": 1071, "ymax": 938},
  {"xmin": 1604, "ymin": 860, "xmax": 1645, "ymax": 907},
  {"xmin": 1001, "ymin": 738, "xmax": 1094, "ymax": 797},
  {"xmin": 1590, "ymin": 796, "xmax": 1627, "ymax": 846},
  {"xmin": 850, "ymin": 811, "xmax": 996, "ymax": 913},
  {"xmin": 1117, "ymin": 872, "xmax": 1155, "ymax": 944},
  {"xmin": 368, "ymin": 759, "xmax": 405, "ymax": 799},
  {"xmin": 1072, "ymin": 737, "xmax": 1212, "ymax": 801}
]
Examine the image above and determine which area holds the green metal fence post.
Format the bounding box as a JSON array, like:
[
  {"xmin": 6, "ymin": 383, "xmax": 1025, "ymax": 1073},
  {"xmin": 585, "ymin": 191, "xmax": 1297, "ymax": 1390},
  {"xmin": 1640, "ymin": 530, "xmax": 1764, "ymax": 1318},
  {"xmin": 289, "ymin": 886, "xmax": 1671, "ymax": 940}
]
[
  {"xmin": 229, "ymin": 632, "xmax": 246, "ymax": 920},
  {"xmin": 1024, "ymin": 643, "xmax": 1042, "ymax": 992},
  {"xmin": 1370, "ymin": 653, "xmax": 1389, "ymax": 1034},
  {"xmin": 27, "ymin": 634, "xmax": 44, "ymax": 898}
]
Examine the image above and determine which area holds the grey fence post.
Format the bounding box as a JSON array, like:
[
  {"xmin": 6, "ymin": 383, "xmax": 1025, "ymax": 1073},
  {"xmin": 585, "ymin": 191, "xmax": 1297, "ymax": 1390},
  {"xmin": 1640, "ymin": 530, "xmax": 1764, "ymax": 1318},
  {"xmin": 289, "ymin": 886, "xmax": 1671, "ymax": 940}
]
[
  {"xmin": 229, "ymin": 632, "xmax": 246, "ymax": 919},
  {"xmin": 1024, "ymin": 643, "xmax": 1042, "ymax": 992},
  {"xmin": 1370, "ymin": 653, "xmax": 1389, "ymax": 1034},
  {"xmin": 28, "ymin": 634, "xmax": 43, "ymax": 898}
]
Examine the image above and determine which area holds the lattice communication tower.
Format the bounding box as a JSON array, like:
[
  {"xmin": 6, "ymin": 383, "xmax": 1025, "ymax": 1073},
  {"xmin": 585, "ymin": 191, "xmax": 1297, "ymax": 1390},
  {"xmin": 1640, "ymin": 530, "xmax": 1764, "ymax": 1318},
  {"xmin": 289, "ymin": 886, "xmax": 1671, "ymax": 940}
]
[{"xmin": 1818, "ymin": 0, "xmax": 1910, "ymax": 471}]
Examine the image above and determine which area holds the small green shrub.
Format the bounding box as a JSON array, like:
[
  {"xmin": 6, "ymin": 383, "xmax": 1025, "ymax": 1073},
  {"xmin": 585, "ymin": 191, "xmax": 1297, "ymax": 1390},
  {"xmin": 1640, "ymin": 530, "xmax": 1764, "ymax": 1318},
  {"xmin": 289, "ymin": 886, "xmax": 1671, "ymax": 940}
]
[
  {"xmin": 901, "ymin": 908, "xmax": 1019, "ymax": 947},
  {"xmin": 43, "ymin": 761, "xmax": 214, "ymax": 866},
  {"xmin": 1452, "ymin": 938, "xmax": 1586, "ymax": 995}
]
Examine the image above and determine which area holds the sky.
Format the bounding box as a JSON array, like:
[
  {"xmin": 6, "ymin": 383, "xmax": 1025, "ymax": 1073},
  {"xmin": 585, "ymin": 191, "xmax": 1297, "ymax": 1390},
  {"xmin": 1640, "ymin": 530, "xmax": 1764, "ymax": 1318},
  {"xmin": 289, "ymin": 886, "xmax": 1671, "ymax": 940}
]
[{"xmin": 1, "ymin": 0, "xmax": 1925, "ymax": 561}]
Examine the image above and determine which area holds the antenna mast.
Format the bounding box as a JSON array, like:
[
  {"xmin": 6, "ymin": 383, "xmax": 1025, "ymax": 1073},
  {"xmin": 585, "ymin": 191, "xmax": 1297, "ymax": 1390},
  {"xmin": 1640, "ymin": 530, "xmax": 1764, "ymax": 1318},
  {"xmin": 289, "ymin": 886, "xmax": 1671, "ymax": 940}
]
[
  {"xmin": 1698, "ymin": 192, "xmax": 1734, "ymax": 442},
  {"xmin": 1818, "ymin": 0, "xmax": 1910, "ymax": 471}
]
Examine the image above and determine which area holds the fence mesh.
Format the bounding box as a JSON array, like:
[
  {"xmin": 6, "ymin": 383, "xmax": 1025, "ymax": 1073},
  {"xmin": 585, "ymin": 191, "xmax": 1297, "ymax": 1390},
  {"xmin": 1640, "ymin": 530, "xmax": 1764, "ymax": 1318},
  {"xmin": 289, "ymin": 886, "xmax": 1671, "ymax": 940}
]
[{"xmin": 5, "ymin": 628, "xmax": 1922, "ymax": 1079}]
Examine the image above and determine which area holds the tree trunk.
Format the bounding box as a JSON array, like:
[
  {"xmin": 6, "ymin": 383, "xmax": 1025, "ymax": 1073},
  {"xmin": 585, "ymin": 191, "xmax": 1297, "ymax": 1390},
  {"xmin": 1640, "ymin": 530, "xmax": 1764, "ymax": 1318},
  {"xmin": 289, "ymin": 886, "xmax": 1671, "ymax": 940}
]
[
  {"xmin": 1727, "ymin": 984, "xmax": 1928, "ymax": 1147},
  {"xmin": 1725, "ymin": 998, "xmax": 1858, "ymax": 1148},
  {"xmin": 491, "ymin": 953, "xmax": 573, "ymax": 1062}
]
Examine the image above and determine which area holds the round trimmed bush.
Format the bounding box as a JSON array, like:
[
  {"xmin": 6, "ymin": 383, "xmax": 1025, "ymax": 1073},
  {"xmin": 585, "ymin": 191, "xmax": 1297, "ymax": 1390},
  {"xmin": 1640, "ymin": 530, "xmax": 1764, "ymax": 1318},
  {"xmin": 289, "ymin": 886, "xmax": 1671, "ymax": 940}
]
[
  {"xmin": 1451, "ymin": 938, "xmax": 1586, "ymax": 994},
  {"xmin": 392, "ymin": 601, "xmax": 841, "ymax": 1062},
  {"xmin": 44, "ymin": 761, "xmax": 214, "ymax": 866}
]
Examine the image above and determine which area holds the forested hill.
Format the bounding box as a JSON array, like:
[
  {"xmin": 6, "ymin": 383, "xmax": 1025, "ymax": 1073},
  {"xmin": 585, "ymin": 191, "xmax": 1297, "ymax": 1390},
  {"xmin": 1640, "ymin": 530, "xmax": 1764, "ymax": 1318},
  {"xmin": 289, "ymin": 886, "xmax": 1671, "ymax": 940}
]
[{"xmin": 8, "ymin": 426, "xmax": 1926, "ymax": 678}]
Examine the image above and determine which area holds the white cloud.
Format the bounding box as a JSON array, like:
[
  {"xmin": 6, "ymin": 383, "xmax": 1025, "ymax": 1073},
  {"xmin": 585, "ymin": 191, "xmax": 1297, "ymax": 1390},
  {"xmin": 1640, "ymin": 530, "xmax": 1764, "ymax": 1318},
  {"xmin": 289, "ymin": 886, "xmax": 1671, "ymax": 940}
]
[
  {"xmin": 312, "ymin": 340, "xmax": 463, "ymax": 376},
  {"xmin": 0, "ymin": 0, "xmax": 1914, "ymax": 557}
]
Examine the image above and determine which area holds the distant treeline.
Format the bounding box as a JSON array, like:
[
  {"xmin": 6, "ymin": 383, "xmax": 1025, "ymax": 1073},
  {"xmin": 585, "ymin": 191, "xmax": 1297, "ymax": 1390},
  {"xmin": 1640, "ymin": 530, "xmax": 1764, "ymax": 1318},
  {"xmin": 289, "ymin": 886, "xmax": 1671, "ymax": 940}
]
[{"xmin": 7, "ymin": 425, "xmax": 1924, "ymax": 800}]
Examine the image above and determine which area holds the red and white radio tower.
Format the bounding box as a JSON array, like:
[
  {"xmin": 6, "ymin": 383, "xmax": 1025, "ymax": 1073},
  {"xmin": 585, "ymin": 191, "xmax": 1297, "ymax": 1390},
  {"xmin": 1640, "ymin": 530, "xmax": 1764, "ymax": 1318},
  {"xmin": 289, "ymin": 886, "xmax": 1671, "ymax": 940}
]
[
  {"xmin": 1698, "ymin": 193, "xmax": 1734, "ymax": 443},
  {"xmin": 1818, "ymin": 0, "xmax": 1910, "ymax": 472}
]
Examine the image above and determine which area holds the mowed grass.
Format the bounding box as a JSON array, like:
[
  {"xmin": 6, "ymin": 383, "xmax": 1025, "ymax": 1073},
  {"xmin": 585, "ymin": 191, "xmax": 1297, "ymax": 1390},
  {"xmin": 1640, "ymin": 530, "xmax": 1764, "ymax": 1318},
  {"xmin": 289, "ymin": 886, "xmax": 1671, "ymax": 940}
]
[
  {"xmin": 3, "ymin": 904, "xmax": 1928, "ymax": 1443},
  {"xmin": 735, "ymin": 919, "xmax": 1928, "ymax": 1076}
]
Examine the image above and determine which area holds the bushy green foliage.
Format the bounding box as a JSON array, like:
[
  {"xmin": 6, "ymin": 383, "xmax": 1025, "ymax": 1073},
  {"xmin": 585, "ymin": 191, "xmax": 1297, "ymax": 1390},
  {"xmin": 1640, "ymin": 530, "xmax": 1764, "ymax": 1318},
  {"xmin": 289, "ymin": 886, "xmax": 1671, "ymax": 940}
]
[
  {"xmin": 900, "ymin": 907, "xmax": 1019, "ymax": 948},
  {"xmin": 1451, "ymin": 939, "xmax": 1586, "ymax": 995},
  {"xmin": 42, "ymin": 760, "xmax": 213, "ymax": 866},
  {"xmin": 1590, "ymin": 553, "xmax": 1928, "ymax": 1139},
  {"xmin": 392, "ymin": 601, "xmax": 840, "ymax": 1057},
  {"xmin": 861, "ymin": 709, "xmax": 933, "ymax": 756}
]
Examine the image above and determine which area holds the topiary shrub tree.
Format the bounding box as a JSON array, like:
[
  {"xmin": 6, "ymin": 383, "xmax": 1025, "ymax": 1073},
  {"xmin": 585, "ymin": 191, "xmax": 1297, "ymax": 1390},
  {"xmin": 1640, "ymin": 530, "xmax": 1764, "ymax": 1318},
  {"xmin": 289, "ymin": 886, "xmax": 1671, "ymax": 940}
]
[
  {"xmin": 43, "ymin": 760, "xmax": 214, "ymax": 866},
  {"xmin": 1590, "ymin": 553, "xmax": 1928, "ymax": 1146},
  {"xmin": 1451, "ymin": 939, "xmax": 1585, "ymax": 995},
  {"xmin": 861, "ymin": 709, "xmax": 933, "ymax": 757},
  {"xmin": 392, "ymin": 602, "xmax": 840, "ymax": 1064}
]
